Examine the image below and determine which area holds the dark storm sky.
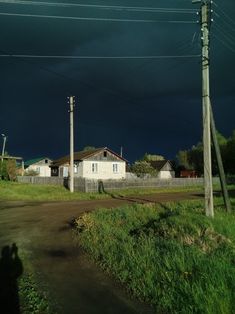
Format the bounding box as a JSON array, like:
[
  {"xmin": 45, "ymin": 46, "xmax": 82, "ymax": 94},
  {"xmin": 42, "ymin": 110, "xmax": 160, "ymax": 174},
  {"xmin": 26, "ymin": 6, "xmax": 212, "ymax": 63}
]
[{"xmin": 0, "ymin": 0, "xmax": 234, "ymax": 162}]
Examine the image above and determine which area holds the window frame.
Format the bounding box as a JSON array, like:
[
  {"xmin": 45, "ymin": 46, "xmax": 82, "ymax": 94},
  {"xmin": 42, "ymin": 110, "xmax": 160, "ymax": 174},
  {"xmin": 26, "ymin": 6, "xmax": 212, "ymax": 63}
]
[
  {"xmin": 92, "ymin": 163, "xmax": 98, "ymax": 173},
  {"xmin": 113, "ymin": 163, "xmax": 118, "ymax": 173}
]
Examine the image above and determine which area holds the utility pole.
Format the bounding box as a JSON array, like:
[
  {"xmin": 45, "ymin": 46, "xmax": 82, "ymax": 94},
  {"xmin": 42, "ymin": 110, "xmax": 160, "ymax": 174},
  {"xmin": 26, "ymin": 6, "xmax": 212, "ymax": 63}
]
[
  {"xmin": 193, "ymin": 0, "xmax": 214, "ymax": 217},
  {"xmin": 210, "ymin": 102, "xmax": 231, "ymax": 212},
  {"xmin": 1, "ymin": 134, "xmax": 7, "ymax": 166},
  {"xmin": 1, "ymin": 133, "xmax": 7, "ymax": 162},
  {"xmin": 68, "ymin": 96, "xmax": 75, "ymax": 193}
]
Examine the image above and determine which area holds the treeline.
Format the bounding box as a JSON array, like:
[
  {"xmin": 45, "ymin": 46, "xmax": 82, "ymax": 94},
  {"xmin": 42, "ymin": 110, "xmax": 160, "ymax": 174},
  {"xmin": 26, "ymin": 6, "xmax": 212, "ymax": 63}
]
[{"xmin": 177, "ymin": 130, "xmax": 235, "ymax": 175}]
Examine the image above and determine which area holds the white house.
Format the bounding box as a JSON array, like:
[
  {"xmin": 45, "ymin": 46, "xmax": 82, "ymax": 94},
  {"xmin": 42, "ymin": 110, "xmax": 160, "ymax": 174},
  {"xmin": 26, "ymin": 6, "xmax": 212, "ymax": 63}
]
[
  {"xmin": 24, "ymin": 157, "xmax": 52, "ymax": 177},
  {"xmin": 149, "ymin": 160, "xmax": 175, "ymax": 179},
  {"xmin": 51, "ymin": 147, "xmax": 126, "ymax": 180}
]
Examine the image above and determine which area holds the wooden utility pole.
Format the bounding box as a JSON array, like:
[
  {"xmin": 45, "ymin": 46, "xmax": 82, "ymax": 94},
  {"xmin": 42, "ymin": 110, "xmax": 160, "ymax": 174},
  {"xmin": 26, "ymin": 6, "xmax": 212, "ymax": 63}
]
[
  {"xmin": 69, "ymin": 96, "xmax": 75, "ymax": 193},
  {"xmin": 210, "ymin": 102, "xmax": 231, "ymax": 212},
  {"xmin": 193, "ymin": 0, "xmax": 214, "ymax": 217},
  {"xmin": 1, "ymin": 134, "xmax": 7, "ymax": 162}
]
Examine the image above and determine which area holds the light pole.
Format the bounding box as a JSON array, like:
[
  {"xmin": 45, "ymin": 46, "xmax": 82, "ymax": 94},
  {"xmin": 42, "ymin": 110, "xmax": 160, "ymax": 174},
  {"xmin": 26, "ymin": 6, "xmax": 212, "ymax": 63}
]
[
  {"xmin": 1, "ymin": 134, "xmax": 7, "ymax": 162},
  {"xmin": 68, "ymin": 97, "xmax": 75, "ymax": 193}
]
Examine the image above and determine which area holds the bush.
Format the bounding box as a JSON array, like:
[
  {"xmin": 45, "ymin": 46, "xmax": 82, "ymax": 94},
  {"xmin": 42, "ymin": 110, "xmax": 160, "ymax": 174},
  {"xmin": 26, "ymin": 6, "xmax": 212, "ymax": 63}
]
[
  {"xmin": 24, "ymin": 169, "xmax": 39, "ymax": 176},
  {"xmin": 0, "ymin": 159, "xmax": 17, "ymax": 181}
]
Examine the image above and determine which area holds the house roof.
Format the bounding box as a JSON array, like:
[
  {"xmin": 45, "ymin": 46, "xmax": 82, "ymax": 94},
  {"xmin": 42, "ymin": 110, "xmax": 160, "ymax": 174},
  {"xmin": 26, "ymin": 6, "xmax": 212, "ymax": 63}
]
[
  {"xmin": 149, "ymin": 160, "xmax": 173, "ymax": 171},
  {"xmin": 51, "ymin": 147, "xmax": 127, "ymax": 167},
  {"xmin": 24, "ymin": 157, "xmax": 51, "ymax": 167}
]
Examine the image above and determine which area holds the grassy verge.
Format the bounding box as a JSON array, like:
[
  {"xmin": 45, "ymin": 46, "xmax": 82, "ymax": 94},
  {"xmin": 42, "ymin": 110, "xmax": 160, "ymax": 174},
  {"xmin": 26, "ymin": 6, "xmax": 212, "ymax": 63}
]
[
  {"xmin": 75, "ymin": 198, "xmax": 235, "ymax": 313},
  {"xmin": 0, "ymin": 181, "xmax": 109, "ymax": 201},
  {"xmin": 0, "ymin": 180, "xmax": 206, "ymax": 202},
  {"xmin": 0, "ymin": 180, "xmax": 233, "ymax": 202}
]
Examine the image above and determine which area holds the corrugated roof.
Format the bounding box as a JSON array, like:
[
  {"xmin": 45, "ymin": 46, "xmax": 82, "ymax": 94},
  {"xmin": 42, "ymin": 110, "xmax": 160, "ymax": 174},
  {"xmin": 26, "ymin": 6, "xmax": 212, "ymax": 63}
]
[
  {"xmin": 51, "ymin": 147, "xmax": 127, "ymax": 167},
  {"xmin": 24, "ymin": 157, "xmax": 51, "ymax": 166}
]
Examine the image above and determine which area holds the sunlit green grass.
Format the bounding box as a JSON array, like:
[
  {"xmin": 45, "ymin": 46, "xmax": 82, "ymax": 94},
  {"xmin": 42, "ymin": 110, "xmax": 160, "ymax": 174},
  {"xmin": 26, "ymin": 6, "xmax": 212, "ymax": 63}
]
[
  {"xmin": 0, "ymin": 181, "xmax": 109, "ymax": 201},
  {"xmin": 0, "ymin": 180, "xmax": 233, "ymax": 202},
  {"xmin": 0, "ymin": 180, "xmax": 204, "ymax": 202},
  {"xmin": 76, "ymin": 198, "xmax": 235, "ymax": 313}
]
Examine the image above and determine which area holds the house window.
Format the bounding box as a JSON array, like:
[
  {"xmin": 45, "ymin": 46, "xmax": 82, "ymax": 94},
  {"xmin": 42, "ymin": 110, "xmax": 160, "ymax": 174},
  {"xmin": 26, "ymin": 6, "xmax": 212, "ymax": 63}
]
[
  {"xmin": 113, "ymin": 163, "xmax": 118, "ymax": 173},
  {"xmin": 92, "ymin": 163, "xmax": 98, "ymax": 173},
  {"xmin": 103, "ymin": 151, "xmax": 107, "ymax": 158},
  {"xmin": 36, "ymin": 167, "xmax": 40, "ymax": 174},
  {"xmin": 45, "ymin": 159, "xmax": 48, "ymax": 164},
  {"xmin": 74, "ymin": 164, "xmax": 78, "ymax": 174}
]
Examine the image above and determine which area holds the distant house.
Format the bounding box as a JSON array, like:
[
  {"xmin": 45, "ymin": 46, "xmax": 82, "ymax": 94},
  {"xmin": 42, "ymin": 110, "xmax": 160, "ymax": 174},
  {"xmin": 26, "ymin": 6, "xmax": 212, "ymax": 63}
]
[
  {"xmin": 149, "ymin": 160, "xmax": 175, "ymax": 179},
  {"xmin": 50, "ymin": 147, "xmax": 127, "ymax": 180},
  {"xmin": 180, "ymin": 170, "xmax": 199, "ymax": 178},
  {"xmin": 24, "ymin": 157, "xmax": 52, "ymax": 177}
]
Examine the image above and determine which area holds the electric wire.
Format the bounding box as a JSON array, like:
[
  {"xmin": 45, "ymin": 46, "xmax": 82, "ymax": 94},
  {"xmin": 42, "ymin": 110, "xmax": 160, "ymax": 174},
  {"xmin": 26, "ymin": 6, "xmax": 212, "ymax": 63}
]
[
  {"xmin": 212, "ymin": 23, "xmax": 235, "ymax": 48},
  {"xmin": 0, "ymin": 0, "xmax": 198, "ymax": 14},
  {"xmin": 213, "ymin": 2, "xmax": 235, "ymax": 27},
  {"xmin": 212, "ymin": 33, "xmax": 235, "ymax": 53},
  {"xmin": 0, "ymin": 11, "xmax": 197, "ymax": 23},
  {"xmin": 213, "ymin": 12, "xmax": 235, "ymax": 32},
  {"xmin": 0, "ymin": 53, "xmax": 201, "ymax": 59}
]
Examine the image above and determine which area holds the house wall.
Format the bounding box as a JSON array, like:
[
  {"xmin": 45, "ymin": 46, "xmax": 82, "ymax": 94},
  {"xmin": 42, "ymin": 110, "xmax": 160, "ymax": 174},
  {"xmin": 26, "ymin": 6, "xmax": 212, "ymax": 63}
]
[
  {"xmin": 26, "ymin": 164, "xmax": 51, "ymax": 177},
  {"xmin": 82, "ymin": 160, "xmax": 126, "ymax": 179},
  {"xmin": 158, "ymin": 170, "xmax": 175, "ymax": 179},
  {"xmin": 74, "ymin": 162, "xmax": 83, "ymax": 177},
  {"xmin": 25, "ymin": 159, "xmax": 52, "ymax": 177},
  {"xmin": 58, "ymin": 165, "xmax": 69, "ymax": 177}
]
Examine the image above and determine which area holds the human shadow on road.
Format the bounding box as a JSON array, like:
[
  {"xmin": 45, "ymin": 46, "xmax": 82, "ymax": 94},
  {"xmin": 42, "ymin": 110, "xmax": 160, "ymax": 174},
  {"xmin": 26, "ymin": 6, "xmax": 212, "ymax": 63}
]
[{"xmin": 0, "ymin": 243, "xmax": 23, "ymax": 314}]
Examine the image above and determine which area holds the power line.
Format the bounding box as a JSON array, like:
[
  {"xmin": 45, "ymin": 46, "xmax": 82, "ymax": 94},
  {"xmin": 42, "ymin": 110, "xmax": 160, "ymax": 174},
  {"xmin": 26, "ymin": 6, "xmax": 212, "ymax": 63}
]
[
  {"xmin": 0, "ymin": 53, "xmax": 201, "ymax": 59},
  {"xmin": 0, "ymin": 0, "xmax": 198, "ymax": 14},
  {"xmin": 0, "ymin": 11, "xmax": 197, "ymax": 23},
  {"xmin": 212, "ymin": 24, "xmax": 235, "ymax": 48},
  {"xmin": 213, "ymin": 2, "xmax": 235, "ymax": 27},
  {"xmin": 212, "ymin": 33, "xmax": 235, "ymax": 53},
  {"xmin": 213, "ymin": 12, "xmax": 235, "ymax": 32}
]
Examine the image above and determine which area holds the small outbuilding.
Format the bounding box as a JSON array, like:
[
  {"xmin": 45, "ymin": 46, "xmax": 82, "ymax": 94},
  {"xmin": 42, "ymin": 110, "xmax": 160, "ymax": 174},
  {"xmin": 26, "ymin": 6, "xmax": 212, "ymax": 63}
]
[{"xmin": 149, "ymin": 160, "xmax": 175, "ymax": 179}]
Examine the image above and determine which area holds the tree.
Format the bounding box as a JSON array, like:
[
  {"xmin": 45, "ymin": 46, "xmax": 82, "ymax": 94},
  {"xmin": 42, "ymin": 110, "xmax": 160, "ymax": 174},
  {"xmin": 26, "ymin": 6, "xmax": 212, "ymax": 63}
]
[
  {"xmin": 24, "ymin": 169, "xmax": 39, "ymax": 176},
  {"xmin": 0, "ymin": 159, "xmax": 17, "ymax": 181},
  {"xmin": 142, "ymin": 153, "xmax": 165, "ymax": 162},
  {"xmin": 176, "ymin": 150, "xmax": 191, "ymax": 169},
  {"xmin": 82, "ymin": 146, "xmax": 96, "ymax": 152},
  {"xmin": 6, "ymin": 159, "xmax": 17, "ymax": 181},
  {"xmin": 131, "ymin": 161, "xmax": 158, "ymax": 178},
  {"xmin": 176, "ymin": 130, "xmax": 235, "ymax": 176},
  {"xmin": 224, "ymin": 131, "xmax": 235, "ymax": 174},
  {"xmin": 0, "ymin": 160, "xmax": 8, "ymax": 180}
]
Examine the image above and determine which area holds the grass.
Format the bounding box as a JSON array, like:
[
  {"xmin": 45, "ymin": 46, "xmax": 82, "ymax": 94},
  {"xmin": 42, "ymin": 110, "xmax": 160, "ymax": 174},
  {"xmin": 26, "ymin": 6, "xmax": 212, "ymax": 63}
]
[
  {"xmin": 0, "ymin": 180, "xmax": 205, "ymax": 202},
  {"xmin": 18, "ymin": 251, "xmax": 56, "ymax": 314},
  {"xmin": 75, "ymin": 198, "xmax": 235, "ymax": 314},
  {"xmin": 0, "ymin": 181, "xmax": 109, "ymax": 201}
]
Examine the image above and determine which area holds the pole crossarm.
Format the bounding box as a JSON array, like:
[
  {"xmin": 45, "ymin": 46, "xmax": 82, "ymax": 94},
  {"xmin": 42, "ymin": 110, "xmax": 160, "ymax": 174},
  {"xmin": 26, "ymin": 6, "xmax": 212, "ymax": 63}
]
[{"xmin": 0, "ymin": 155, "xmax": 23, "ymax": 160}]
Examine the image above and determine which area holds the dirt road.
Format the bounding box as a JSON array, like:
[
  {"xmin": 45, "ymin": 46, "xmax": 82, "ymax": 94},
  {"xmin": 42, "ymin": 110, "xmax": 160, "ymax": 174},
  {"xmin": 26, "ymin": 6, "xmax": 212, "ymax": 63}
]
[{"xmin": 0, "ymin": 191, "xmax": 202, "ymax": 313}]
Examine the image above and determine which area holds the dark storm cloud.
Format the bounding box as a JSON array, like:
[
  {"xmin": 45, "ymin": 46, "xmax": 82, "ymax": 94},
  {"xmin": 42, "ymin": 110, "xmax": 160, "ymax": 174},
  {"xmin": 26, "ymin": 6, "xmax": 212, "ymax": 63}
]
[{"xmin": 0, "ymin": 0, "xmax": 234, "ymax": 162}]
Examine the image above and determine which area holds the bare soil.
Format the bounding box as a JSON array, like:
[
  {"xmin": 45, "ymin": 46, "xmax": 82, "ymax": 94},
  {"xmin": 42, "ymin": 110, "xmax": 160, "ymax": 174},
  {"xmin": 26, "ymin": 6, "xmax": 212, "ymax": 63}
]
[{"xmin": 0, "ymin": 191, "xmax": 203, "ymax": 313}]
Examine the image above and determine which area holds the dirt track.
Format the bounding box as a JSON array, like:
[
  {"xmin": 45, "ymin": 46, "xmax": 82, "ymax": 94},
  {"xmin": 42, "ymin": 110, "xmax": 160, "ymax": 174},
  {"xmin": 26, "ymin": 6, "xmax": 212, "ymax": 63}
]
[{"xmin": 0, "ymin": 191, "xmax": 203, "ymax": 314}]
